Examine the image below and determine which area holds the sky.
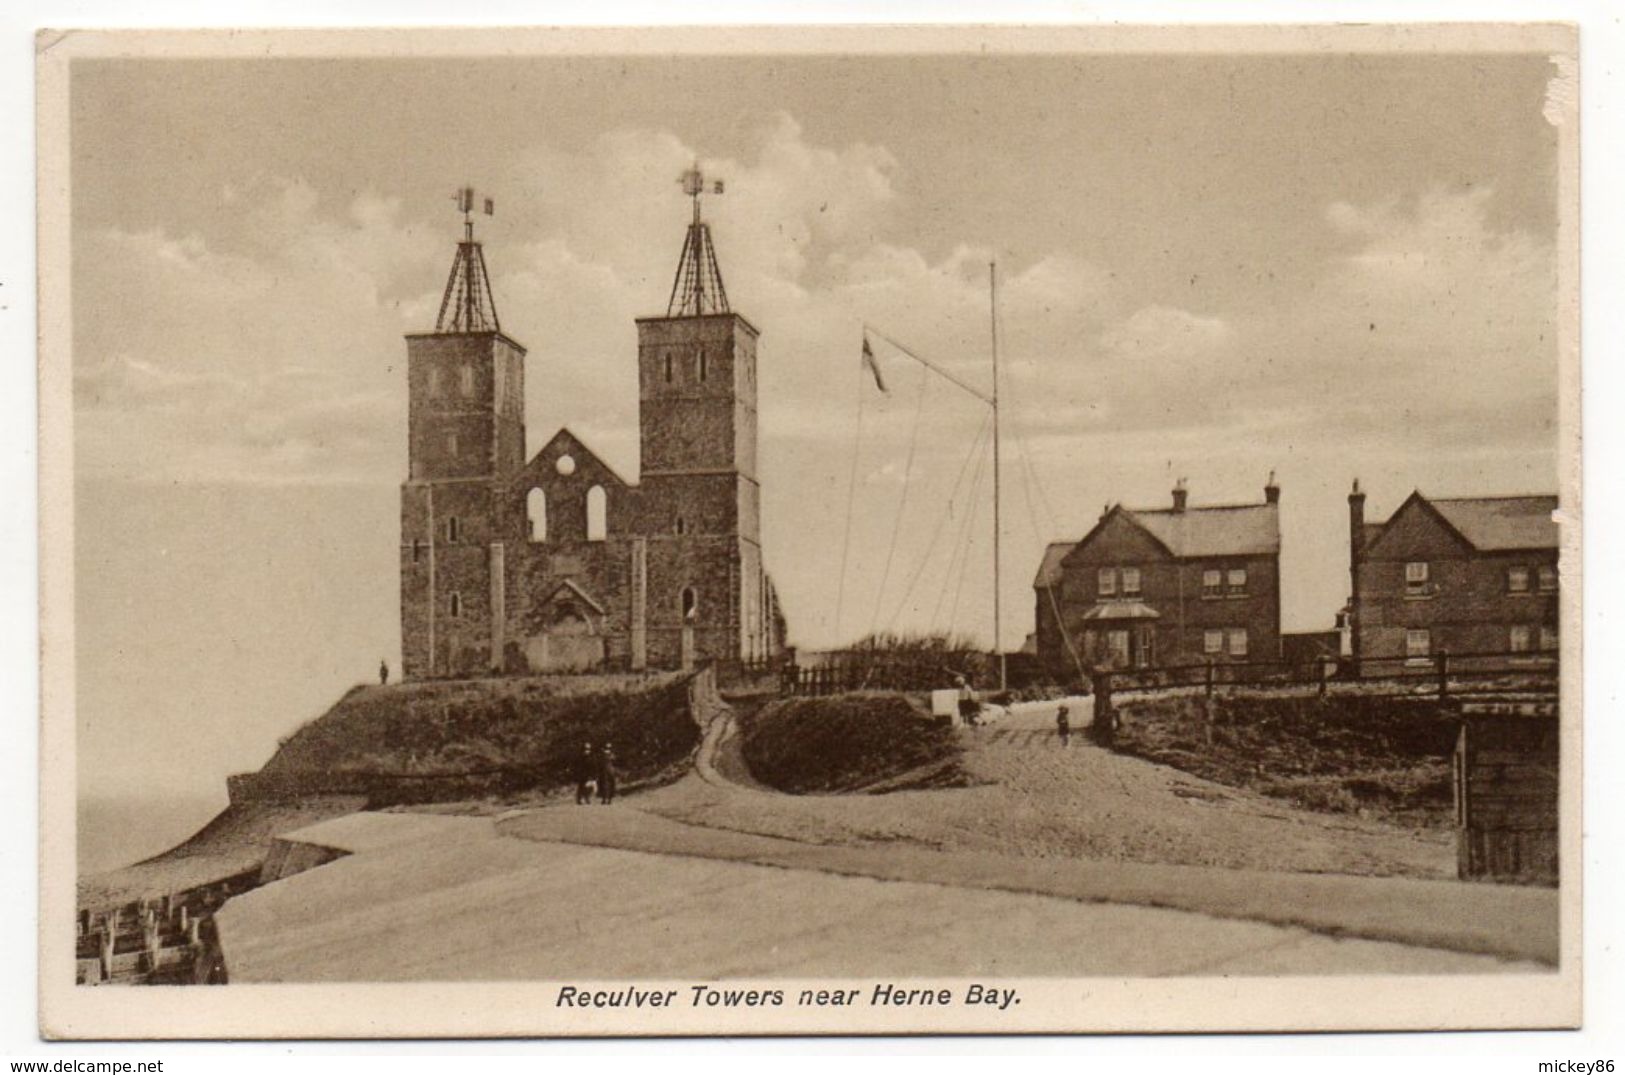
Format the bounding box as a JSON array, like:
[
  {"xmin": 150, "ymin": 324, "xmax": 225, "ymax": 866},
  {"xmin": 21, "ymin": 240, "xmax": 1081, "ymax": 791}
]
[{"xmin": 70, "ymin": 50, "xmax": 1562, "ymax": 802}]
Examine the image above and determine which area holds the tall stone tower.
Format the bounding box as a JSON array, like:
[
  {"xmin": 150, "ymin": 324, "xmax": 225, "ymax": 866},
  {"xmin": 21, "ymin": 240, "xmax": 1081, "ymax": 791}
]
[
  {"xmin": 635, "ymin": 166, "xmax": 771, "ymax": 667},
  {"xmin": 400, "ymin": 189, "xmax": 527, "ymax": 678}
]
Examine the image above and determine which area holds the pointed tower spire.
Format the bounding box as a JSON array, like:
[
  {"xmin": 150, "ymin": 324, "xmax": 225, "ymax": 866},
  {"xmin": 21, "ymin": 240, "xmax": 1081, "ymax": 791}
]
[
  {"xmin": 434, "ymin": 186, "xmax": 502, "ymax": 333},
  {"xmin": 666, "ymin": 163, "xmax": 730, "ymax": 317}
]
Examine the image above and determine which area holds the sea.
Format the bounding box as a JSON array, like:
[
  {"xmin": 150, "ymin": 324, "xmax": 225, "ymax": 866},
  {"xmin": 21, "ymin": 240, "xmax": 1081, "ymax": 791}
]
[{"xmin": 77, "ymin": 794, "xmax": 228, "ymax": 877}]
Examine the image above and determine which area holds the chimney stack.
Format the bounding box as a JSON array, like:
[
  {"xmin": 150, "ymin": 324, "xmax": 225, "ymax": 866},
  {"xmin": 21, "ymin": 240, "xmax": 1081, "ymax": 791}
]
[
  {"xmin": 1264, "ymin": 469, "xmax": 1280, "ymax": 505},
  {"xmin": 1171, "ymin": 478, "xmax": 1188, "ymax": 513},
  {"xmin": 1348, "ymin": 478, "xmax": 1366, "ymax": 553}
]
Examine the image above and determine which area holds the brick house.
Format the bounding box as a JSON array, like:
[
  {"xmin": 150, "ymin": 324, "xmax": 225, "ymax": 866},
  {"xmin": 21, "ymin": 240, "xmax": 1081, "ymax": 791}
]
[
  {"xmin": 399, "ymin": 190, "xmax": 786, "ymax": 679},
  {"xmin": 1347, "ymin": 484, "xmax": 1558, "ymax": 664},
  {"xmin": 1034, "ymin": 478, "xmax": 1282, "ymax": 676}
]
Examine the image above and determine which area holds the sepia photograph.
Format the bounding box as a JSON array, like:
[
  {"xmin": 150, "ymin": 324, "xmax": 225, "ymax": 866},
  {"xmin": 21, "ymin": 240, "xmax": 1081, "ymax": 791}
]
[{"xmin": 36, "ymin": 22, "xmax": 1581, "ymax": 1037}]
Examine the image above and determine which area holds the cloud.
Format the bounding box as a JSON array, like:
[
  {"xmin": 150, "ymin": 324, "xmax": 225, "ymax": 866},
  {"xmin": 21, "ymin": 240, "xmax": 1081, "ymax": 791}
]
[{"xmin": 73, "ymin": 126, "xmax": 1558, "ymax": 648}]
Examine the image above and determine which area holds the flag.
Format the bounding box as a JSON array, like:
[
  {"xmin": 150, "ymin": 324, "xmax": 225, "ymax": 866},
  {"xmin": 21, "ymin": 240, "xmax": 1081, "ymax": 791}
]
[
  {"xmin": 483, "ymin": 197, "xmax": 495, "ymax": 215},
  {"xmin": 713, "ymin": 180, "xmax": 725, "ymax": 194},
  {"xmin": 456, "ymin": 187, "xmax": 474, "ymax": 213},
  {"xmin": 861, "ymin": 335, "xmax": 888, "ymax": 393}
]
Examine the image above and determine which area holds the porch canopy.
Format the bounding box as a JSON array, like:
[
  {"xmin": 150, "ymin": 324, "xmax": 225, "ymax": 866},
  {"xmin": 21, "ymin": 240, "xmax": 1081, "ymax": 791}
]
[{"xmin": 1077, "ymin": 601, "xmax": 1162, "ymax": 623}]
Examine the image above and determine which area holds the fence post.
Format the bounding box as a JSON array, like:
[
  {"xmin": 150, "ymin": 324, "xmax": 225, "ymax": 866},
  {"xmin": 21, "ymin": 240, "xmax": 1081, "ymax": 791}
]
[
  {"xmin": 1438, "ymin": 650, "xmax": 1451, "ymax": 699},
  {"xmin": 1317, "ymin": 658, "xmax": 1329, "ymax": 698}
]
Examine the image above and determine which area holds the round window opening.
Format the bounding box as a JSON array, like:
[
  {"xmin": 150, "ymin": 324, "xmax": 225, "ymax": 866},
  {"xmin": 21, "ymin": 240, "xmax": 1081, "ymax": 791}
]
[{"xmin": 555, "ymin": 454, "xmax": 577, "ymax": 476}]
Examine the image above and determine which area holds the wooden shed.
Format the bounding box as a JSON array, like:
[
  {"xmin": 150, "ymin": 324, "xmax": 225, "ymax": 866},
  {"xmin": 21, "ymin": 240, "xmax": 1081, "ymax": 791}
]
[{"xmin": 1454, "ymin": 706, "xmax": 1559, "ymax": 885}]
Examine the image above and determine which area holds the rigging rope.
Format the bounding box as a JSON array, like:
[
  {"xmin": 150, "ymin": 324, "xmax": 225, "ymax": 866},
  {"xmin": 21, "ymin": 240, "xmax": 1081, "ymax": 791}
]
[
  {"xmin": 868, "ymin": 363, "xmax": 931, "ymax": 638},
  {"xmin": 832, "ymin": 347, "xmax": 870, "ymax": 644},
  {"xmin": 884, "ymin": 410, "xmax": 993, "ymax": 635}
]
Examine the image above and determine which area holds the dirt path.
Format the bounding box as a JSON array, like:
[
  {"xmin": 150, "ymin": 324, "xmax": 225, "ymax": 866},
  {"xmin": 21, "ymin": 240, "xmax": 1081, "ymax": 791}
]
[{"xmin": 650, "ymin": 695, "xmax": 1454, "ymax": 879}]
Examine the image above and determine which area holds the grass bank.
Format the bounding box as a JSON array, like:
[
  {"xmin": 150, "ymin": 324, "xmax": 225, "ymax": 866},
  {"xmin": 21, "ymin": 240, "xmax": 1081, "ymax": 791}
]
[
  {"xmin": 257, "ymin": 672, "xmax": 701, "ymax": 805},
  {"xmin": 1114, "ymin": 692, "xmax": 1457, "ymax": 828},
  {"xmin": 739, "ymin": 692, "xmax": 968, "ymax": 794}
]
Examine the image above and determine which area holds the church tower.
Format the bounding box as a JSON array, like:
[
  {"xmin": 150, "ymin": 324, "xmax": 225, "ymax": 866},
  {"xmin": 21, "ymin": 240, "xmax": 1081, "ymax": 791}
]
[
  {"xmin": 636, "ymin": 165, "xmax": 771, "ymax": 666},
  {"xmin": 400, "ymin": 188, "xmax": 526, "ymax": 678}
]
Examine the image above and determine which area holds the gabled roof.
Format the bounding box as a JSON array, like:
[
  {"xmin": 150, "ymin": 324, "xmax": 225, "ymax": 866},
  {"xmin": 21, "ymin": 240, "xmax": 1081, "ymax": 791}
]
[
  {"xmin": 1128, "ymin": 502, "xmax": 1280, "ymax": 559},
  {"xmin": 1427, "ymin": 495, "xmax": 1558, "ymax": 551},
  {"xmin": 541, "ymin": 578, "xmax": 606, "ymax": 616},
  {"xmin": 1034, "ymin": 541, "xmax": 1074, "ymax": 588},
  {"xmin": 1035, "ymin": 498, "xmax": 1279, "ymax": 588},
  {"xmin": 526, "ymin": 427, "xmax": 633, "ymax": 488}
]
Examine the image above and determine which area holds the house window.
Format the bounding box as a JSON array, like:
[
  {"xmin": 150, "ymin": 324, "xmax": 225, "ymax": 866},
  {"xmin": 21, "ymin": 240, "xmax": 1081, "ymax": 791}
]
[
  {"xmin": 1540, "ymin": 624, "xmax": 1558, "ymax": 652},
  {"xmin": 526, "ymin": 488, "xmax": 547, "ymax": 542},
  {"xmin": 1405, "ymin": 629, "xmax": 1431, "ymax": 658},
  {"xmin": 1538, "ymin": 565, "xmax": 1557, "ymax": 592},
  {"xmin": 446, "ymin": 516, "xmax": 461, "ymax": 543},
  {"xmin": 427, "ymin": 367, "xmax": 441, "ymax": 396},
  {"xmin": 449, "ymin": 592, "xmax": 463, "ymax": 618},
  {"xmin": 699, "ymin": 348, "xmax": 708, "ymax": 382},
  {"xmin": 664, "ymin": 352, "xmax": 674, "ymax": 384},
  {"xmin": 1204, "ymin": 629, "xmax": 1224, "ymax": 655},
  {"xmin": 1507, "ymin": 566, "xmax": 1530, "ymax": 594},
  {"xmin": 681, "ymin": 586, "xmax": 699, "ymax": 622},
  {"xmin": 1121, "ymin": 567, "xmax": 1142, "ymax": 597},
  {"xmin": 675, "ymin": 516, "xmax": 687, "ymax": 535},
  {"xmin": 446, "ymin": 432, "xmax": 458, "ymax": 457},
  {"xmin": 1227, "ymin": 567, "xmax": 1248, "ymax": 596},
  {"xmin": 1202, "ymin": 568, "xmax": 1222, "ymax": 598},
  {"xmin": 585, "ymin": 485, "xmax": 607, "ymax": 542},
  {"xmin": 1097, "ymin": 568, "xmax": 1117, "ymax": 597},
  {"xmin": 459, "ymin": 364, "xmax": 475, "ymax": 396},
  {"xmin": 1509, "ymin": 625, "xmax": 1532, "ymax": 653},
  {"xmin": 1226, "ymin": 628, "xmax": 1248, "ymax": 657},
  {"xmin": 411, "ymin": 540, "xmax": 422, "ymax": 564},
  {"xmin": 1405, "ymin": 561, "xmax": 1430, "ymax": 596}
]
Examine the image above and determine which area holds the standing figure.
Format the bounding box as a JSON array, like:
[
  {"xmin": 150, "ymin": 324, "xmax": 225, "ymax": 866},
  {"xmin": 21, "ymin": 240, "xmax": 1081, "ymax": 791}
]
[
  {"xmin": 597, "ymin": 743, "xmax": 618, "ymax": 805},
  {"xmin": 956, "ymin": 675, "xmax": 979, "ymax": 727},
  {"xmin": 575, "ymin": 741, "xmax": 596, "ymax": 805},
  {"xmin": 379, "ymin": 659, "xmax": 389, "ymax": 686},
  {"xmin": 1056, "ymin": 705, "xmax": 1071, "ymax": 746}
]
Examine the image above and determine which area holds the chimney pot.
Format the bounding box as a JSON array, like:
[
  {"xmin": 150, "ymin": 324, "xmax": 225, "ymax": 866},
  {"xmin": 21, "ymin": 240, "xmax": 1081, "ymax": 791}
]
[
  {"xmin": 1265, "ymin": 470, "xmax": 1280, "ymax": 505},
  {"xmin": 1172, "ymin": 479, "xmax": 1188, "ymax": 513}
]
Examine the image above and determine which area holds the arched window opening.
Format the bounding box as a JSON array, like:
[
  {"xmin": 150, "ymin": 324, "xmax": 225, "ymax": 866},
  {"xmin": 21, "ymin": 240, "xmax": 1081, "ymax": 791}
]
[
  {"xmin": 681, "ymin": 586, "xmax": 698, "ymax": 622},
  {"xmin": 446, "ymin": 516, "xmax": 461, "ymax": 543},
  {"xmin": 459, "ymin": 364, "xmax": 475, "ymax": 396},
  {"xmin": 585, "ymin": 485, "xmax": 608, "ymax": 542},
  {"xmin": 698, "ymin": 348, "xmax": 708, "ymax": 382},
  {"xmin": 428, "ymin": 367, "xmax": 441, "ymax": 397},
  {"xmin": 675, "ymin": 515, "xmax": 687, "ymax": 535},
  {"xmin": 449, "ymin": 592, "xmax": 463, "ymax": 618},
  {"xmin": 446, "ymin": 432, "xmax": 459, "ymax": 457},
  {"xmin": 526, "ymin": 488, "xmax": 548, "ymax": 542},
  {"xmin": 411, "ymin": 539, "xmax": 423, "ymax": 563},
  {"xmin": 664, "ymin": 352, "xmax": 674, "ymax": 384}
]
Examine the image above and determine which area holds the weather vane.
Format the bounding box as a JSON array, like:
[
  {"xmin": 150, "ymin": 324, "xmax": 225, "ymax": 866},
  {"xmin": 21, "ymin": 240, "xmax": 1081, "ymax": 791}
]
[
  {"xmin": 678, "ymin": 162, "xmax": 725, "ymax": 226},
  {"xmin": 435, "ymin": 185, "xmax": 500, "ymax": 333},
  {"xmin": 667, "ymin": 162, "xmax": 731, "ymax": 317},
  {"xmin": 451, "ymin": 185, "xmax": 495, "ymax": 242}
]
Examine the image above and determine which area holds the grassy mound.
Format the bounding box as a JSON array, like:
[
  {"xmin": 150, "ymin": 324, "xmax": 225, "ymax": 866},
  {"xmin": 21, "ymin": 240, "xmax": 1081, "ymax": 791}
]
[
  {"xmin": 259, "ymin": 672, "xmax": 701, "ymax": 805},
  {"xmin": 1114, "ymin": 692, "xmax": 1457, "ymax": 828},
  {"xmin": 740, "ymin": 692, "xmax": 967, "ymax": 794}
]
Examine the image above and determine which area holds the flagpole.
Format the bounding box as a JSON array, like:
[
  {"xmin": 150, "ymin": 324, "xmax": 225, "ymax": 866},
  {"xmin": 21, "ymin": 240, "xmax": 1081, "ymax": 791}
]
[{"xmin": 990, "ymin": 261, "xmax": 1005, "ymax": 692}]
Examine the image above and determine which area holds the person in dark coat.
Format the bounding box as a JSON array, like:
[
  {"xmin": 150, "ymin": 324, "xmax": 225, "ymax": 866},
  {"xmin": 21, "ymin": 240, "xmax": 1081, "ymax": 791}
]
[
  {"xmin": 379, "ymin": 659, "xmax": 389, "ymax": 686},
  {"xmin": 575, "ymin": 741, "xmax": 596, "ymax": 805},
  {"xmin": 596, "ymin": 743, "xmax": 618, "ymax": 805},
  {"xmin": 1056, "ymin": 705, "xmax": 1071, "ymax": 746}
]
